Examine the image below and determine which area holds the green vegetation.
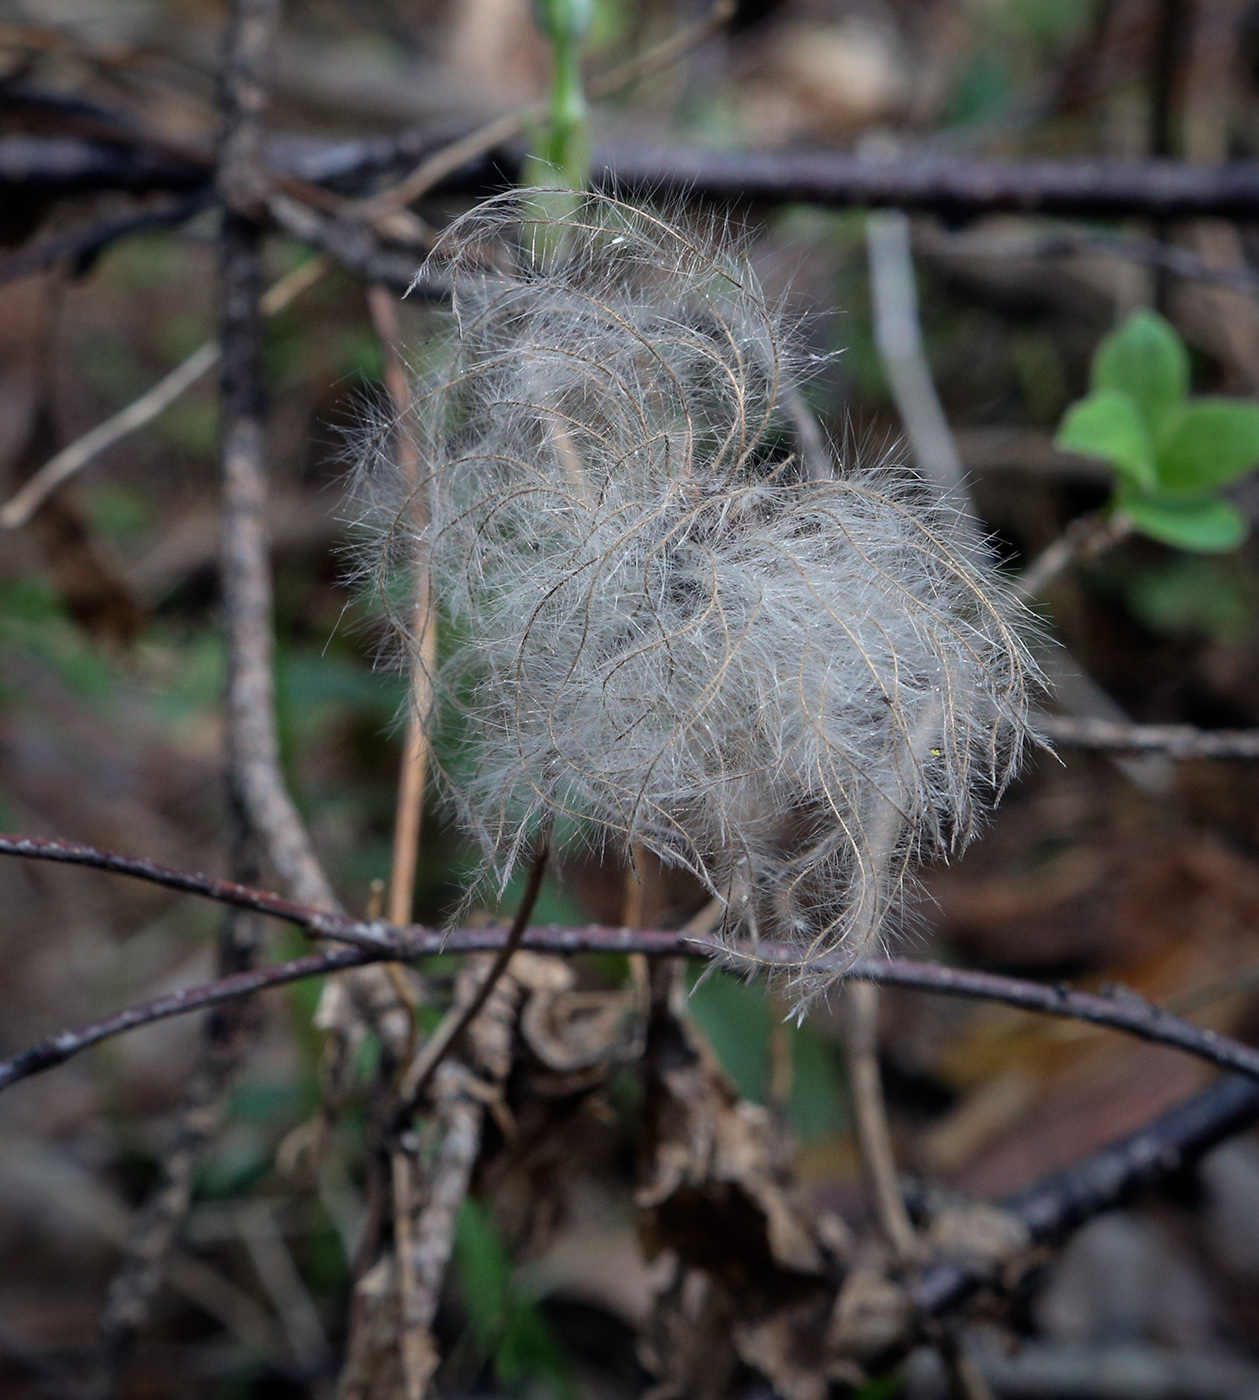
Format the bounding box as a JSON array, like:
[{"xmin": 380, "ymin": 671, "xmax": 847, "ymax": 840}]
[{"xmin": 1057, "ymin": 310, "xmax": 1259, "ymax": 552}]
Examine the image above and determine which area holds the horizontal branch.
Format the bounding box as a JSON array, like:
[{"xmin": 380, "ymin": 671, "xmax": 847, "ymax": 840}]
[
  {"xmin": 1041, "ymin": 714, "xmax": 1259, "ymax": 759},
  {"xmin": 6, "ymin": 837, "xmax": 1258, "ymax": 1361},
  {"xmin": 0, "ymin": 133, "xmax": 208, "ymax": 194},
  {"xmin": 592, "ymin": 145, "xmax": 1259, "ymax": 220},
  {"xmin": 4, "ymin": 833, "xmax": 1259, "ymax": 1096},
  {"xmin": 0, "ymin": 834, "xmax": 381, "ymax": 943},
  {"xmin": 16, "ymin": 125, "xmax": 1259, "ymax": 221}
]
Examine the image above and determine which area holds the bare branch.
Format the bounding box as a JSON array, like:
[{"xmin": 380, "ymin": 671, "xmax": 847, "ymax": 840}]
[
  {"xmin": 866, "ymin": 208, "xmax": 964, "ymax": 495},
  {"xmin": 6, "ymin": 835, "xmax": 1259, "ymax": 1094},
  {"xmin": 1040, "ymin": 714, "xmax": 1259, "ymax": 759},
  {"xmin": 593, "ymin": 145, "xmax": 1259, "ymax": 220},
  {"xmin": 1, "ymin": 256, "xmax": 328, "ymax": 529},
  {"xmin": 0, "ymin": 834, "xmax": 381, "ymax": 941},
  {"xmin": 263, "ymin": 190, "xmax": 433, "ymax": 293},
  {"xmin": 220, "ymin": 205, "xmax": 339, "ymax": 912},
  {"xmin": 0, "ymin": 132, "xmax": 207, "ymax": 194},
  {"xmin": 0, "ymin": 191, "xmax": 211, "ymax": 289},
  {"xmin": 1015, "ymin": 512, "xmax": 1132, "ymax": 601},
  {"xmin": 26, "ymin": 121, "xmax": 1259, "ymax": 220},
  {"xmin": 914, "ymin": 1072, "xmax": 1259, "ymax": 1318}
]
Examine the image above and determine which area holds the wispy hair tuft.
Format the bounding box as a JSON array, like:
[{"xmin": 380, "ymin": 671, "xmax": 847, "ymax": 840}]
[{"xmin": 352, "ymin": 190, "xmax": 1042, "ymax": 1005}]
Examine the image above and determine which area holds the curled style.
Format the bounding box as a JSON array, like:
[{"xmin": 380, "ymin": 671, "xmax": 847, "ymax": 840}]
[{"xmin": 352, "ymin": 191, "xmax": 1041, "ymax": 1004}]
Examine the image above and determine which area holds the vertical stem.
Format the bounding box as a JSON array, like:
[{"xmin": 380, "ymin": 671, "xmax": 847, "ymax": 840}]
[
  {"xmin": 866, "ymin": 209, "xmax": 965, "ymax": 497},
  {"xmin": 843, "ymin": 980, "xmax": 919, "ymax": 1269},
  {"xmin": 767, "ymin": 994, "xmax": 794, "ymax": 1112},
  {"xmin": 93, "ymin": 5, "xmax": 291, "ymax": 1391},
  {"xmin": 622, "ymin": 843, "xmax": 654, "ymax": 1033},
  {"xmin": 217, "ymin": 0, "xmax": 338, "ymax": 915},
  {"xmin": 391, "ymin": 1148, "xmax": 431, "ymax": 1400},
  {"xmin": 366, "ymin": 284, "xmax": 438, "ymax": 928},
  {"xmin": 534, "ymin": 0, "xmax": 592, "ymax": 189}
]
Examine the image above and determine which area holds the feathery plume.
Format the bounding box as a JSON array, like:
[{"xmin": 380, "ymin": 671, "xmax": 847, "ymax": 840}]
[{"xmin": 353, "ymin": 191, "xmax": 1041, "ymax": 1004}]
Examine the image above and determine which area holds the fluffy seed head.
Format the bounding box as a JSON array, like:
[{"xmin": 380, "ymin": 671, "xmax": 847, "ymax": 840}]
[{"xmin": 354, "ymin": 191, "xmax": 1041, "ymax": 1003}]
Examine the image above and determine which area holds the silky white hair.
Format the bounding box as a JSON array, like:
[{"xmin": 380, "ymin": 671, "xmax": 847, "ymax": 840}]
[{"xmin": 353, "ymin": 191, "xmax": 1041, "ymax": 1003}]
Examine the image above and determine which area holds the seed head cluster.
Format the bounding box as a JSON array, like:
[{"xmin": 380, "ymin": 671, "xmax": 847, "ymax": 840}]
[{"xmin": 355, "ymin": 191, "xmax": 1040, "ymax": 1002}]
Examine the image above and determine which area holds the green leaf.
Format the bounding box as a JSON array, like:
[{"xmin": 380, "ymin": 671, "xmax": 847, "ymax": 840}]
[
  {"xmin": 1092, "ymin": 309, "xmax": 1189, "ymax": 438},
  {"xmin": 1055, "ymin": 389, "xmax": 1157, "ymax": 489},
  {"xmin": 1120, "ymin": 495, "xmax": 1248, "ymax": 553},
  {"xmin": 1156, "ymin": 399, "xmax": 1259, "ymax": 493},
  {"xmin": 454, "ymin": 1199, "xmax": 576, "ymax": 1399}
]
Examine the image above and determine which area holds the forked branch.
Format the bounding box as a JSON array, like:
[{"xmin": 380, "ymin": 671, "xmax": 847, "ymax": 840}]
[{"xmin": 4, "ymin": 834, "xmax": 1259, "ymax": 1093}]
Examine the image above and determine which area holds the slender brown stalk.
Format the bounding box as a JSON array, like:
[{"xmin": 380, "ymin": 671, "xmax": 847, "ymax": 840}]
[
  {"xmin": 843, "ymin": 981, "xmax": 919, "ymax": 1268},
  {"xmin": 1015, "ymin": 510, "xmax": 1132, "ymax": 601},
  {"xmin": 390, "ymin": 1149, "xmax": 429, "ymax": 1400},
  {"xmin": 366, "ymin": 284, "xmax": 438, "ymax": 928},
  {"xmin": 396, "ymin": 828, "xmax": 553, "ymax": 1107}
]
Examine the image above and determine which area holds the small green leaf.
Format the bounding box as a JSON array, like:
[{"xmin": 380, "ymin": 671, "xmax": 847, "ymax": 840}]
[
  {"xmin": 1056, "ymin": 389, "xmax": 1157, "ymax": 489},
  {"xmin": 1155, "ymin": 399, "xmax": 1259, "ymax": 493},
  {"xmin": 1092, "ymin": 309, "xmax": 1189, "ymax": 437},
  {"xmin": 1120, "ymin": 495, "xmax": 1248, "ymax": 553}
]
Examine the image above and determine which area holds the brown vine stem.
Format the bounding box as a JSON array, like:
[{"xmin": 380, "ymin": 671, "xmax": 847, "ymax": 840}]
[{"xmin": 5, "ymin": 833, "xmax": 1259, "ymax": 1093}]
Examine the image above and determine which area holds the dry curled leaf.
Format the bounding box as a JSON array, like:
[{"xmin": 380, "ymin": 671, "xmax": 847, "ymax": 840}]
[{"xmin": 826, "ymin": 1261, "xmax": 912, "ymax": 1365}]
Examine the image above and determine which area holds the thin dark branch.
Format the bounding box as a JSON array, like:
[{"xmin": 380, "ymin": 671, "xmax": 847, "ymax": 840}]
[
  {"xmin": 396, "ymin": 828, "xmax": 552, "ymax": 1109},
  {"xmin": 22, "ymin": 124, "xmax": 1259, "ymax": 220},
  {"xmin": 597, "ymin": 146, "xmax": 1259, "ymax": 219},
  {"xmin": 5, "ymin": 835, "xmax": 1259, "ymax": 1095},
  {"xmin": 263, "ymin": 190, "xmax": 441, "ymax": 295},
  {"xmin": 0, "ymin": 835, "xmax": 364, "ymax": 940},
  {"xmin": 1041, "ymin": 714, "xmax": 1259, "ymax": 759},
  {"xmin": 0, "ymin": 134, "xmax": 207, "ymax": 193},
  {"xmin": 0, "ymin": 948, "xmax": 366, "ymax": 1093},
  {"xmin": 0, "ymin": 191, "xmax": 212, "ymax": 288},
  {"xmin": 914, "ymin": 1072, "xmax": 1259, "ymax": 1317}
]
